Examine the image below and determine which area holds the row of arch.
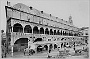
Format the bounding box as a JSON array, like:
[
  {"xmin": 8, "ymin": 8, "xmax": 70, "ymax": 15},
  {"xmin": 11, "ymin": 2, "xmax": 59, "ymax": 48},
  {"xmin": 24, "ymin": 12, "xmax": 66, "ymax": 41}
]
[
  {"xmin": 13, "ymin": 37, "xmax": 83, "ymax": 52},
  {"xmin": 13, "ymin": 23, "xmax": 79, "ymax": 36}
]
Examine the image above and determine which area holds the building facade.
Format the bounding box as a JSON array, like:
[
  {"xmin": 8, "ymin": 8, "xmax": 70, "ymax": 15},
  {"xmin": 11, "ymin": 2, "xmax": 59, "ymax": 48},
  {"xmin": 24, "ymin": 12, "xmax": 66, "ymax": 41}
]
[
  {"xmin": 5, "ymin": 3, "xmax": 87, "ymax": 54},
  {"xmin": 79, "ymin": 27, "xmax": 89, "ymax": 45}
]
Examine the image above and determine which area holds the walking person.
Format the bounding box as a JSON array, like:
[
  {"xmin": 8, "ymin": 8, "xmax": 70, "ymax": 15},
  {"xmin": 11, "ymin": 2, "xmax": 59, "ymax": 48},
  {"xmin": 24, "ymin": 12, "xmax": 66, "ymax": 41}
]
[
  {"xmin": 24, "ymin": 48, "xmax": 26, "ymax": 56},
  {"xmin": 47, "ymin": 49, "xmax": 51, "ymax": 58}
]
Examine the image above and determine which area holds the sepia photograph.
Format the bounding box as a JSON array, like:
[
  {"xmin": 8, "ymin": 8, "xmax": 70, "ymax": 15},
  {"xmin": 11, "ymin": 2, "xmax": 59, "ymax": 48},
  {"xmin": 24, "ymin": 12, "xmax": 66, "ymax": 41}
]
[{"xmin": 0, "ymin": 0, "xmax": 89, "ymax": 59}]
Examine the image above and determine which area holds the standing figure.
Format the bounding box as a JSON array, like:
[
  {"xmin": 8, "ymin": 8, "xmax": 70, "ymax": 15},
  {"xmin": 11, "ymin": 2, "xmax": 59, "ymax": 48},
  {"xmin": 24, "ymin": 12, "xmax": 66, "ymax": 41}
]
[{"xmin": 47, "ymin": 49, "xmax": 51, "ymax": 58}]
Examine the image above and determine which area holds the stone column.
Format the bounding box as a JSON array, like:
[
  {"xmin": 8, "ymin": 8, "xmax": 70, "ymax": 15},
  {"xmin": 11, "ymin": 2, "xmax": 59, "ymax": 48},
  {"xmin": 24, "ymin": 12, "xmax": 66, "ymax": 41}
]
[
  {"xmin": 23, "ymin": 27, "xmax": 24, "ymax": 33},
  {"xmin": 32, "ymin": 26, "xmax": 34, "ymax": 43},
  {"xmin": 47, "ymin": 44, "xmax": 50, "ymax": 51},
  {"xmin": 11, "ymin": 26, "xmax": 14, "ymax": 57},
  {"xmin": 53, "ymin": 44, "xmax": 54, "ymax": 50},
  {"xmin": 35, "ymin": 44, "xmax": 38, "ymax": 54},
  {"xmin": 11, "ymin": 45, "xmax": 14, "ymax": 57}
]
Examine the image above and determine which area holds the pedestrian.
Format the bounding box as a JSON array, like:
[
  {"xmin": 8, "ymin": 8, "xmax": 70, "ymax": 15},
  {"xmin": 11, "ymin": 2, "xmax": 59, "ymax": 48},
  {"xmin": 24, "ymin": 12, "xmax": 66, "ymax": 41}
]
[
  {"xmin": 47, "ymin": 49, "xmax": 51, "ymax": 58},
  {"xmin": 24, "ymin": 48, "xmax": 26, "ymax": 55}
]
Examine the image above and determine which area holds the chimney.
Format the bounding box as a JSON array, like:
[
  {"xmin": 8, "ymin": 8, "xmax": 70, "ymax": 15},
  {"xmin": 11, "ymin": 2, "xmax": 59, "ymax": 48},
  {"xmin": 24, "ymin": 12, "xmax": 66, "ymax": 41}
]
[
  {"xmin": 50, "ymin": 14, "xmax": 51, "ymax": 17},
  {"xmin": 7, "ymin": 1, "xmax": 10, "ymax": 6}
]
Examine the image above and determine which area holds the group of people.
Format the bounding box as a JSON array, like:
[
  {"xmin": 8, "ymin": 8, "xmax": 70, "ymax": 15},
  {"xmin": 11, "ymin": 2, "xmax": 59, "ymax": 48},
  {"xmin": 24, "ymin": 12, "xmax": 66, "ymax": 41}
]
[{"xmin": 24, "ymin": 44, "xmax": 36, "ymax": 56}]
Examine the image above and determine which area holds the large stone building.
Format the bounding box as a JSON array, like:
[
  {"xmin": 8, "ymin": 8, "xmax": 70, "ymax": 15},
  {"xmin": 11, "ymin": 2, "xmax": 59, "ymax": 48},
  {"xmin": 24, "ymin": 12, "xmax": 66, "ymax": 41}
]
[
  {"xmin": 5, "ymin": 2, "xmax": 87, "ymax": 55},
  {"xmin": 79, "ymin": 27, "xmax": 89, "ymax": 44}
]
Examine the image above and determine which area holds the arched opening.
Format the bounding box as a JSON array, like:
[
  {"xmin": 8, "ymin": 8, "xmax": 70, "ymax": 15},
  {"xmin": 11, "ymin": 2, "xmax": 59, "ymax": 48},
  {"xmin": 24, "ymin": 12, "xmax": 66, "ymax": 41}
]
[
  {"xmin": 40, "ymin": 27, "xmax": 44, "ymax": 34},
  {"xmin": 50, "ymin": 29, "xmax": 53, "ymax": 35},
  {"xmin": 45, "ymin": 28, "xmax": 49, "ymax": 35},
  {"xmin": 57, "ymin": 30, "xmax": 60, "ymax": 35},
  {"xmin": 64, "ymin": 31, "xmax": 66, "ymax": 36},
  {"xmin": 34, "ymin": 38, "xmax": 42, "ymax": 42},
  {"xmin": 14, "ymin": 38, "xmax": 28, "ymax": 52},
  {"xmin": 69, "ymin": 32, "xmax": 71, "ymax": 36},
  {"xmin": 24, "ymin": 25, "xmax": 32, "ymax": 33},
  {"xmin": 54, "ymin": 30, "xmax": 56, "ymax": 35},
  {"xmin": 33, "ymin": 26, "xmax": 39, "ymax": 34},
  {"xmin": 66, "ymin": 31, "xmax": 68, "ymax": 36},
  {"xmin": 54, "ymin": 44, "xmax": 57, "ymax": 49},
  {"xmin": 13, "ymin": 23, "xmax": 23, "ymax": 32},
  {"xmin": 60, "ymin": 30, "xmax": 62, "ymax": 35}
]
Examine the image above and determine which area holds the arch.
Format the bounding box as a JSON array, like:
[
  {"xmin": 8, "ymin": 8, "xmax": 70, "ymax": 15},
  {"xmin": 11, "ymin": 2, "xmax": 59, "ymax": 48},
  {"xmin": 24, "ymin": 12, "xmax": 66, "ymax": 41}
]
[
  {"xmin": 64, "ymin": 31, "xmax": 67, "ymax": 36},
  {"xmin": 13, "ymin": 23, "xmax": 23, "ymax": 32},
  {"xmin": 54, "ymin": 30, "xmax": 56, "ymax": 35},
  {"xmin": 14, "ymin": 38, "xmax": 28, "ymax": 45},
  {"xmin": 34, "ymin": 38, "xmax": 42, "ymax": 42},
  {"xmin": 60, "ymin": 30, "xmax": 62, "ymax": 35},
  {"xmin": 69, "ymin": 31, "xmax": 71, "ymax": 36},
  {"xmin": 57, "ymin": 30, "xmax": 60, "ymax": 35},
  {"xmin": 24, "ymin": 25, "xmax": 32, "ymax": 33},
  {"xmin": 33, "ymin": 26, "xmax": 39, "ymax": 34},
  {"xmin": 63, "ymin": 31, "xmax": 65, "ymax": 35},
  {"xmin": 14, "ymin": 38, "xmax": 28, "ymax": 51},
  {"xmin": 50, "ymin": 29, "xmax": 53, "ymax": 35},
  {"xmin": 45, "ymin": 28, "xmax": 49, "ymax": 35},
  {"xmin": 40, "ymin": 27, "xmax": 44, "ymax": 34},
  {"xmin": 66, "ymin": 31, "xmax": 69, "ymax": 36}
]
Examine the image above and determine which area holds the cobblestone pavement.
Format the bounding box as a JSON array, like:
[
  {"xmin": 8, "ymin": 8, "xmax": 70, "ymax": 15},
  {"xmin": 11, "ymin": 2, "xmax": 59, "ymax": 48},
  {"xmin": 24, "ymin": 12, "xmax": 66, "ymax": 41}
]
[{"xmin": 5, "ymin": 50, "xmax": 88, "ymax": 59}]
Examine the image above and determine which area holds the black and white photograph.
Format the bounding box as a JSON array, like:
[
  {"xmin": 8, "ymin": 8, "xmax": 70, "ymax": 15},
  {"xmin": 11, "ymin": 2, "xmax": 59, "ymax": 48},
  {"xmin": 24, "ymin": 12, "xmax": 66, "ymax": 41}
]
[{"xmin": 0, "ymin": 0, "xmax": 89, "ymax": 59}]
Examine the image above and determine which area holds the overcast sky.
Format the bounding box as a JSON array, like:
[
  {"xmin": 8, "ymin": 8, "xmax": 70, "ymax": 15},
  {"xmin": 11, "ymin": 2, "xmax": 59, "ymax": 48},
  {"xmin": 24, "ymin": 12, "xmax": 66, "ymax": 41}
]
[{"xmin": 0, "ymin": 0, "xmax": 89, "ymax": 32}]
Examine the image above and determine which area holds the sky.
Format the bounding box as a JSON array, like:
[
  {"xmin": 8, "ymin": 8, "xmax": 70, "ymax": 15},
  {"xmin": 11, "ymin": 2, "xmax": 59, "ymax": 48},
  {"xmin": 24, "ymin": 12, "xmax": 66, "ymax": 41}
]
[{"xmin": 0, "ymin": 0, "xmax": 89, "ymax": 33}]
